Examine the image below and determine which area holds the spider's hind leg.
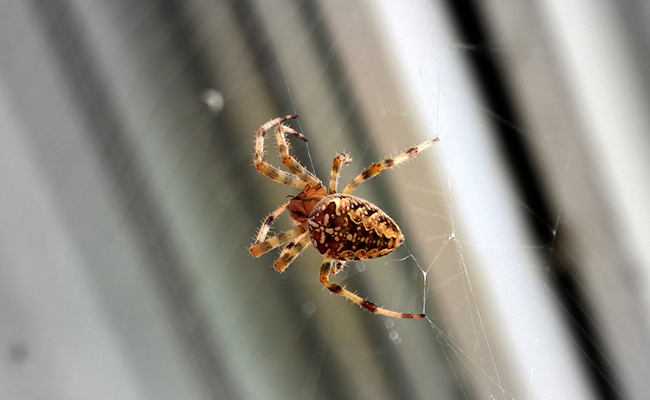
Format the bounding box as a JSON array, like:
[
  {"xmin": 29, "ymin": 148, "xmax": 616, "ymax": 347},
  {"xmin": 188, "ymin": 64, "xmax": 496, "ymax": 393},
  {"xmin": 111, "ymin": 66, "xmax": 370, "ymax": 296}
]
[
  {"xmin": 250, "ymin": 199, "xmax": 301, "ymax": 257},
  {"xmin": 250, "ymin": 225, "xmax": 306, "ymax": 258},
  {"xmin": 319, "ymin": 258, "xmax": 425, "ymax": 319},
  {"xmin": 330, "ymin": 260, "xmax": 346, "ymax": 275},
  {"xmin": 273, "ymin": 232, "xmax": 312, "ymax": 272}
]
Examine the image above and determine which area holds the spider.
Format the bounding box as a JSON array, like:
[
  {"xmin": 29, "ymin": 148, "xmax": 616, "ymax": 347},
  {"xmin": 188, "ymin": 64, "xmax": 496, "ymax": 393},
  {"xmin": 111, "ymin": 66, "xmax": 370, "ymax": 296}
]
[{"xmin": 249, "ymin": 115, "xmax": 438, "ymax": 318}]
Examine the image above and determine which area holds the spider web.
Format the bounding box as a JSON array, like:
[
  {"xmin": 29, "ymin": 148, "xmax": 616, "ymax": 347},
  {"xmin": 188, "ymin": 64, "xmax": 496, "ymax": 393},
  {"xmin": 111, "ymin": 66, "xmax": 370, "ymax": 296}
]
[
  {"xmin": 222, "ymin": 2, "xmax": 585, "ymax": 399},
  {"xmin": 2, "ymin": 0, "xmax": 642, "ymax": 399},
  {"xmin": 208, "ymin": 1, "xmax": 618, "ymax": 399}
]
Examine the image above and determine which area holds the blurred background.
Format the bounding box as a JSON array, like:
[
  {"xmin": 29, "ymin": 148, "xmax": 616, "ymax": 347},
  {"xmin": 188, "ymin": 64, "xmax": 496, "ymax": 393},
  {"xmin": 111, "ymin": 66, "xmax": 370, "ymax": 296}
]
[{"xmin": 2, "ymin": 0, "xmax": 650, "ymax": 399}]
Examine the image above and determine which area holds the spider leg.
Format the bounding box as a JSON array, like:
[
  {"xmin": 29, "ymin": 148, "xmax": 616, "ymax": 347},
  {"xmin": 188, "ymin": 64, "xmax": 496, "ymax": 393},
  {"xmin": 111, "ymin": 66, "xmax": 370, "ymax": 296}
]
[
  {"xmin": 341, "ymin": 138, "xmax": 439, "ymax": 195},
  {"xmin": 250, "ymin": 199, "xmax": 290, "ymax": 249},
  {"xmin": 328, "ymin": 153, "xmax": 352, "ymax": 194},
  {"xmin": 274, "ymin": 124, "xmax": 323, "ymax": 189},
  {"xmin": 254, "ymin": 115, "xmax": 310, "ymax": 190},
  {"xmin": 273, "ymin": 232, "xmax": 312, "ymax": 272},
  {"xmin": 250, "ymin": 225, "xmax": 306, "ymax": 258},
  {"xmin": 319, "ymin": 258, "xmax": 425, "ymax": 319},
  {"xmin": 329, "ymin": 259, "xmax": 347, "ymax": 275}
]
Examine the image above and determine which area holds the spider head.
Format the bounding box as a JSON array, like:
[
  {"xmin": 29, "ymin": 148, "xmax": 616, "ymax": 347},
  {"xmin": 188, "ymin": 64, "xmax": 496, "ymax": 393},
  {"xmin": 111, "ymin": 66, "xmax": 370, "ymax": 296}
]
[{"xmin": 288, "ymin": 185, "xmax": 326, "ymax": 226}]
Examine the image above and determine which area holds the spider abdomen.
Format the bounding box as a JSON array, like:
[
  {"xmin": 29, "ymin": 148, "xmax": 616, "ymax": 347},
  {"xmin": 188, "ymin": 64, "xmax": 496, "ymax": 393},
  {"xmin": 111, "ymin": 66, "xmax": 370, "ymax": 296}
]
[{"xmin": 307, "ymin": 194, "xmax": 404, "ymax": 261}]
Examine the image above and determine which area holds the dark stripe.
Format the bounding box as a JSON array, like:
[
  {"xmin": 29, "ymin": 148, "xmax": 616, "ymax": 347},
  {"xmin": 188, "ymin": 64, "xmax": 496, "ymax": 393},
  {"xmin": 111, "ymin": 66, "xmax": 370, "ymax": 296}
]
[
  {"xmin": 404, "ymin": 313, "xmax": 426, "ymax": 319},
  {"xmin": 329, "ymin": 284, "xmax": 343, "ymax": 294},
  {"xmin": 361, "ymin": 300, "xmax": 377, "ymax": 312}
]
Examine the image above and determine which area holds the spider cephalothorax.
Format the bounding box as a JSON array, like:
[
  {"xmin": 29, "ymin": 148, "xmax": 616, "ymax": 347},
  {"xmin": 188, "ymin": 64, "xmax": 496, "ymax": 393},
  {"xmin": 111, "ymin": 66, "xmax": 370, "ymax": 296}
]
[{"xmin": 249, "ymin": 115, "xmax": 438, "ymax": 318}]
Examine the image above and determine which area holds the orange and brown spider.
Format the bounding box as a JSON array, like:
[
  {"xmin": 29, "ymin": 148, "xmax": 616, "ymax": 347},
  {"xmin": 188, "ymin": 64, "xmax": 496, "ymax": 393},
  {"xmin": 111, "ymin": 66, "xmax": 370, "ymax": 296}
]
[{"xmin": 249, "ymin": 115, "xmax": 438, "ymax": 318}]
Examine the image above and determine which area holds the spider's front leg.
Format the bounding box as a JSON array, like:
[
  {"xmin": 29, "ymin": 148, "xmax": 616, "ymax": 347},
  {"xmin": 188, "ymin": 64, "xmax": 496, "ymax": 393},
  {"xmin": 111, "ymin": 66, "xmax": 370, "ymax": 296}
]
[
  {"xmin": 342, "ymin": 138, "xmax": 439, "ymax": 195},
  {"xmin": 274, "ymin": 124, "xmax": 322, "ymax": 189},
  {"xmin": 254, "ymin": 115, "xmax": 309, "ymax": 190}
]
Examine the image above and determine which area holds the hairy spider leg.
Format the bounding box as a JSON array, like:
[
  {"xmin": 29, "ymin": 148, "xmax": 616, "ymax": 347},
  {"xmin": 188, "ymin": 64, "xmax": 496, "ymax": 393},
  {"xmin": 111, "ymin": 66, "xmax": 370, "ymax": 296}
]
[
  {"xmin": 250, "ymin": 225, "xmax": 306, "ymax": 258},
  {"xmin": 274, "ymin": 233, "xmax": 312, "ymax": 272},
  {"xmin": 329, "ymin": 259, "xmax": 347, "ymax": 275},
  {"xmin": 342, "ymin": 138, "xmax": 439, "ymax": 195},
  {"xmin": 319, "ymin": 258, "xmax": 425, "ymax": 319},
  {"xmin": 251, "ymin": 199, "xmax": 290, "ymax": 243},
  {"xmin": 254, "ymin": 115, "xmax": 309, "ymax": 190},
  {"xmin": 328, "ymin": 153, "xmax": 352, "ymax": 194},
  {"xmin": 274, "ymin": 124, "xmax": 323, "ymax": 189},
  {"xmin": 250, "ymin": 199, "xmax": 301, "ymax": 257}
]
